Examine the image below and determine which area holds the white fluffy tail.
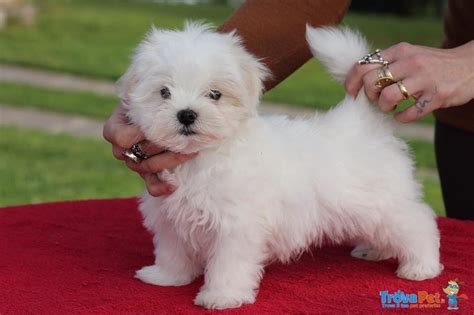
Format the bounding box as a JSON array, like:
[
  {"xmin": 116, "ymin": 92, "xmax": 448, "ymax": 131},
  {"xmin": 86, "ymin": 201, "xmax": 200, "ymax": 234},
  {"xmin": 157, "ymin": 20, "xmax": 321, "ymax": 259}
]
[{"xmin": 306, "ymin": 26, "xmax": 369, "ymax": 84}]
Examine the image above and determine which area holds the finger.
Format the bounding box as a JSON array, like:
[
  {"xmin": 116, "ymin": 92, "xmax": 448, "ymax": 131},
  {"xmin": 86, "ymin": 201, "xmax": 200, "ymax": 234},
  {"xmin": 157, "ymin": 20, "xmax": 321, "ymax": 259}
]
[
  {"xmin": 394, "ymin": 104, "xmax": 425, "ymax": 124},
  {"xmin": 344, "ymin": 63, "xmax": 381, "ymax": 97},
  {"xmin": 138, "ymin": 141, "xmax": 166, "ymax": 157},
  {"xmin": 103, "ymin": 104, "xmax": 145, "ymax": 149},
  {"xmin": 345, "ymin": 46, "xmax": 402, "ymax": 97},
  {"xmin": 141, "ymin": 173, "xmax": 176, "ymax": 196},
  {"xmin": 104, "ymin": 122, "xmax": 145, "ymax": 149},
  {"xmin": 116, "ymin": 141, "xmax": 165, "ymax": 162},
  {"xmin": 346, "ymin": 43, "xmax": 424, "ymax": 100},
  {"xmin": 379, "ymin": 78, "xmax": 422, "ymax": 112},
  {"xmin": 126, "ymin": 151, "xmax": 198, "ymax": 174},
  {"xmin": 395, "ymin": 91, "xmax": 439, "ymax": 123},
  {"xmin": 363, "ymin": 61, "xmax": 408, "ymax": 103},
  {"xmin": 103, "ymin": 103, "xmax": 127, "ymax": 142},
  {"xmin": 140, "ymin": 151, "xmax": 198, "ymax": 173},
  {"xmin": 379, "ymin": 42, "xmax": 419, "ymax": 64},
  {"xmin": 362, "ymin": 68, "xmax": 385, "ymax": 102},
  {"xmin": 113, "ymin": 145, "xmax": 126, "ymax": 160}
]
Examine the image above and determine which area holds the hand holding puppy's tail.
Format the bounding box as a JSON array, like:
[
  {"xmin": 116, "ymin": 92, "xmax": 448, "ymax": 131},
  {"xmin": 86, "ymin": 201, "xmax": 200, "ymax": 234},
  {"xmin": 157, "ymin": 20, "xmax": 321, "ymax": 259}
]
[{"xmin": 306, "ymin": 26, "xmax": 369, "ymax": 84}]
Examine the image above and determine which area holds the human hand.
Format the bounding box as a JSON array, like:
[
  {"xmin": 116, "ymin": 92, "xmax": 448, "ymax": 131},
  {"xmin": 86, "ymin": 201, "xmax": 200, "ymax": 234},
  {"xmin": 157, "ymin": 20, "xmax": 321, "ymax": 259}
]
[
  {"xmin": 103, "ymin": 102, "xmax": 197, "ymax": 196},
  {"xmin": 345, "ymin": 41, "xmax": 474, "ymax": 123}
]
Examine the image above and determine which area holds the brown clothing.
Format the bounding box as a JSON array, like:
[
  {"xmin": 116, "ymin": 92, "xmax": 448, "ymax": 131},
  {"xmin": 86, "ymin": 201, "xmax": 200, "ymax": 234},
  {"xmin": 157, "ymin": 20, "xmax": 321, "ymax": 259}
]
[
  {"xmin": 218, "ymin": 0, "xmax": 350, "ymax": 90},
  {"xmin": 218, "ymin": 0, "xmax": 474, "ymax": 132},
  {"xmin": 434, "ymin": 0, "xmax": 474, "ymax": 132}
]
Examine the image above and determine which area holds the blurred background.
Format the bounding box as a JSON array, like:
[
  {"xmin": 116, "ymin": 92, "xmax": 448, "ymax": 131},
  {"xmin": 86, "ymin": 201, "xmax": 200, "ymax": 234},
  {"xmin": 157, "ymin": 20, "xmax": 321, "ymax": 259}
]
[{"xmin": 0, "ymin": 0, "xmax": 447, "ymax": 214}]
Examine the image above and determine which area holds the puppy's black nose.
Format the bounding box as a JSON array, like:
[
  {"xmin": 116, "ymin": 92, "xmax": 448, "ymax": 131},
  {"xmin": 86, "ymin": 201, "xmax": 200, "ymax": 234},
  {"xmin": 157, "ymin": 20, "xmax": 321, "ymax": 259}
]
[{"xmin": 177, "ymin": 109, "xmax": 198, "ymax": 126}]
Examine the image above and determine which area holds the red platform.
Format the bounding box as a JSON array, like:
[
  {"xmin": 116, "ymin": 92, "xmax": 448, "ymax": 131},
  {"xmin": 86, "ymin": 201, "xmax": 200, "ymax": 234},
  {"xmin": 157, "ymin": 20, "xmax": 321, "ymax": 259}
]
[{"xmin": 1, "ymin": 198, "xmax": 473, "ymax": 314}]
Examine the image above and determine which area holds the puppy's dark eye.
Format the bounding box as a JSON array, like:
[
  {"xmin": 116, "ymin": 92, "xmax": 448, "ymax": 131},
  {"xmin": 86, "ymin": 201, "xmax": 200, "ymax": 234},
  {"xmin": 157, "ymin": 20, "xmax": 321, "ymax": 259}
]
[
  {"xmin": 208, "ymin": 90, "xmax": 221, "ymax": 101},
  {"xmin": 160, "ymin": 87, "xmax": 171, "ymax": 99}
]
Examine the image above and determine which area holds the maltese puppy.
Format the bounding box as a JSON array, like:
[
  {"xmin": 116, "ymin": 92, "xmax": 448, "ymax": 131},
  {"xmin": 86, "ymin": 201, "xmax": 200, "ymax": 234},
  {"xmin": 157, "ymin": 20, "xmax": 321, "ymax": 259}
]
[{"xmin": 118, "ymin": 22, "xmax": 442, "ymax": 310}]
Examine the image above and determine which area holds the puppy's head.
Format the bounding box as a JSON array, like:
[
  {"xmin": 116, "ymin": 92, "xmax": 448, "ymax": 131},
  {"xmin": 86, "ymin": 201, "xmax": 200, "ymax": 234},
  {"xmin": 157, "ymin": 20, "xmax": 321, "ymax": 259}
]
[{"xmin": 118, "ymin": 22, "xmax": 269, "ymax": 153}]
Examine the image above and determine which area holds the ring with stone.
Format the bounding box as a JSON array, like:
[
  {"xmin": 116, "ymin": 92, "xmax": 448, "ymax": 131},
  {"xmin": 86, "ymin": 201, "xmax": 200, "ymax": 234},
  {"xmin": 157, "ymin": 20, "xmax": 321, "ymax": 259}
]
[
  {"xmin": 123, "ymin": 143, "xmax": 149, "ymax": 163},
  {"xmin": 358, "ymin": 49, "xmax": 389, "ymax": 65}
]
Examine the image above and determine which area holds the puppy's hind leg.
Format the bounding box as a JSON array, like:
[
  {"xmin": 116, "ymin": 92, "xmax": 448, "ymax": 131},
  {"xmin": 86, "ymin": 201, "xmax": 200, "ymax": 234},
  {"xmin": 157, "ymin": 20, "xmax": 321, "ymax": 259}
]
[
  {"xmin": 136, "ymin": 223, "xmax": 201, "ymax": 286},
  {"xmin": 390, "ymin": 202, "xmax": 443, "ymax": 281}
]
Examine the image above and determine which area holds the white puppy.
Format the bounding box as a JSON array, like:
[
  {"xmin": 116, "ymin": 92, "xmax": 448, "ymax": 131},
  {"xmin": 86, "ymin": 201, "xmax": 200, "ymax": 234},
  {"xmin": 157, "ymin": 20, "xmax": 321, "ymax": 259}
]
[{"xmin": 118, "ymin": 23, "xmax": 442, "ymax": 310}]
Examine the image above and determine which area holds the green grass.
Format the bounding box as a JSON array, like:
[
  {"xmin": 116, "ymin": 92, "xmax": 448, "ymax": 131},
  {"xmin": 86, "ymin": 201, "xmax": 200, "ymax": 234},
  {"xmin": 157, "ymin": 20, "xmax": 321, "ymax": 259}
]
[
  {"xmin": 0, "ymin": 82, "xmax": 118, "ymax": 119},
  {"xmin": 408, "ymin": 139, "xmax": 437, "ymax": 170},
  {"xmin": 0, "ymin": 126, "xmax": 444, "ymax": 215},
  {"xmin": 0, "ymin": 0, "xmax": 443, "ymax": 117},
  {"xmin": 0, "ymin": 83, "xmax": 438, "ymax": 173},
  {"xmin": 0, "ymin": 0, "xmax": 233, "ymax": 79},
  {"xmin": 342, "ymin": 13, "xmax": 443, "ymax": 48},
  {"xmin": 0, "ymin": 81, "xmax": 434, "ymax": 124},
  {"xmin": 0, "ymin": 1, "xmax": 444, "ymax": 212},
  {"xmin": 421, "ymin": 177, "xmax": 444, "ymax": 215},
  {"xmin": 0, "ymin": 126, "xmax": 143, "ymax": 206}
]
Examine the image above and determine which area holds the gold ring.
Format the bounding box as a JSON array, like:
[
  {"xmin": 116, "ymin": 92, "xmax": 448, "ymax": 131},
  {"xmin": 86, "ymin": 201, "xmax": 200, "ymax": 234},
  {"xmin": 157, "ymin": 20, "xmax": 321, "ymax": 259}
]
[
  {"xmin": 397, "ymin": 81, "xmax": 410, "ymax": 100},
  {"xmin": 374, "ymin": 64, "xmax": 395, "ymax": 89}
]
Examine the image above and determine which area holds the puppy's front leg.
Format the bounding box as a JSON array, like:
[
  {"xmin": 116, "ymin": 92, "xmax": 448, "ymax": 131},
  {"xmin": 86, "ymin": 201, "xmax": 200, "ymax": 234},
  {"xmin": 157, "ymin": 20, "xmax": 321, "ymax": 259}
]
[
  {"xmin": 136, "ymin": 222, "xmax": 201, "ymax": 286},
  {"xmin": 194, "ymin": 228, "xmax": 265, "ymax": 310}
]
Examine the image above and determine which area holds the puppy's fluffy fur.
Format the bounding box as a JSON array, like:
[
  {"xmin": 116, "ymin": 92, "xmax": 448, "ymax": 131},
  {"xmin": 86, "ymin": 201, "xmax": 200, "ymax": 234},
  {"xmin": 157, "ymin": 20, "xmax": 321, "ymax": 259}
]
[{"xmin": 118, "ymin": 23, "xmax": 442, "ymax": 310}]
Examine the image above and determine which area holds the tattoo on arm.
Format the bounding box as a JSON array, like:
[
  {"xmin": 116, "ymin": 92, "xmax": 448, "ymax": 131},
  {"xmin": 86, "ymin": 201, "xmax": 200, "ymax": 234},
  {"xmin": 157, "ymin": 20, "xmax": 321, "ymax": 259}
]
[{"xmin": 415, "ymin": 87, "xmax": 437, "ymax": 114}]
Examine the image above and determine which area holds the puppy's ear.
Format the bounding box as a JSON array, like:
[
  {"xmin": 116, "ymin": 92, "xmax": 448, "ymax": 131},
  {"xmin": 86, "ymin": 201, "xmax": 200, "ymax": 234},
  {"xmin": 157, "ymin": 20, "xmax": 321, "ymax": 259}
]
[
  {"xmin": 227, "ymin": 30, "xmax": 271, "ymax": 108},
  {"xmin": 239, "ymin": 56, "xmax": 270, "ymax": 108},
  {"xmin": 116, "ymin": 64, "xmax": 139, "ymax": 103}
]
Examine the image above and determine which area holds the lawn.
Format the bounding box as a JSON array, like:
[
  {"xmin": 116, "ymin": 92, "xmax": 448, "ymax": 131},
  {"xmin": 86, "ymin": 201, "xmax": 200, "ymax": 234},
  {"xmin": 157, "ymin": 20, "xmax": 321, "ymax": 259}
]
[
  {"xmin": 0, "ymin": 82, "xmax": 434, "ymax": 125},
  {"xmin": 0, "ymin": 82, "xmax": 118, "ymax": 119},
  {"xmin": 0, "ymin": 126, "xmax": 143, "ymax": 206},
  {"xmin": 0, "ymin": 0, "xmax": 444, "ymax": 115},
  {"xmin": 0, "ymin": 1, "xmax": 444, "ymax": 213},
  {"xmin": 0, "ymin": 126, "xmax": 444, "ymax": 215}
]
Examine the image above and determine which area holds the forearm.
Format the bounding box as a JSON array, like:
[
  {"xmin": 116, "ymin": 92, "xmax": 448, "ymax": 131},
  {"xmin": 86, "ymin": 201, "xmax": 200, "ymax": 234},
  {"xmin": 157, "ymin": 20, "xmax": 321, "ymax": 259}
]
[{"xmin": 218, "ymin": 0, "xmax": 350, "ymax": 91}]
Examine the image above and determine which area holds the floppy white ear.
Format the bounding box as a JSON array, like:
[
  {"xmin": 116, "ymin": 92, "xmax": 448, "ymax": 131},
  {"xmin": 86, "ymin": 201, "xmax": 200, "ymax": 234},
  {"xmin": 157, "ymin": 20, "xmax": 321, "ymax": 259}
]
[
  {"xmin": 239, "ymin": 55, "xmax": 271, "ymax": 109},
  {"xmin": 225, "ymin": 29, "xmax": 271, "ymax": 108}
]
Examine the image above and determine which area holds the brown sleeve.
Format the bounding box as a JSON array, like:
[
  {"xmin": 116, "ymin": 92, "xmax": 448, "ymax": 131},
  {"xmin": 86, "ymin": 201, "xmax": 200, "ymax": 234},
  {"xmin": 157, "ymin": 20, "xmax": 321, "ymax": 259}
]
[
  {"xmin": 218, "ymin": 0, "xmax": 350, "ymax": 91},
  {"xmin": 433, "ymin": 0, "xmax": 474, "ymax": 132}
]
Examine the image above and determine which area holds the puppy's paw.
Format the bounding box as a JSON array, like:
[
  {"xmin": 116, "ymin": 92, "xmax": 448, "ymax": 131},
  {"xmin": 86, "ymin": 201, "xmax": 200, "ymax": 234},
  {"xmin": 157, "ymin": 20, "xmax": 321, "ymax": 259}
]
[
  {"xmin": 396, "ymin": 261, "xmax": 443, "ymax": 281},
  {"xmin": 194, "ymin": 288, "xmax": 256, "ymax": 310},
  {"xmin": 351, "ymin": 244, "xmax": 392, "ymax": 261},
  {"xmin": 135, "ymin": 265, "xmax": 194, "ymax": 286}
]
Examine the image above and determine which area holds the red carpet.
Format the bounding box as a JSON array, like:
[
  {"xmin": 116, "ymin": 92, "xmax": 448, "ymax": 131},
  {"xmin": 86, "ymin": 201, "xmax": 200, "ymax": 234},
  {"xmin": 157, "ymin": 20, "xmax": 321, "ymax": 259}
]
[{"xmin": 1, "ymin": 198, "xmax": 473, "ymax": 314}]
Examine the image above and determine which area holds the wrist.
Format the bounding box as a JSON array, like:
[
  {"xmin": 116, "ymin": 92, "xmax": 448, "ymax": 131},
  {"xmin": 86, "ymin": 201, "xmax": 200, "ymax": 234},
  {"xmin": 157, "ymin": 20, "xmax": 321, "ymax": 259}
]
[
  {"xmin": 463, "ymin": 41, "xmax": 474, "ymax": 97},
  {"xmin": 456, "ymin": 40, "xmax": 474, "ymax": 68},
  {"xmin": 453, "ymin": 41, "xmax": 474, "ymax": 96}
]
